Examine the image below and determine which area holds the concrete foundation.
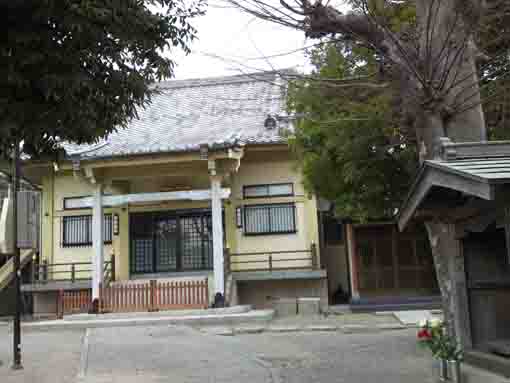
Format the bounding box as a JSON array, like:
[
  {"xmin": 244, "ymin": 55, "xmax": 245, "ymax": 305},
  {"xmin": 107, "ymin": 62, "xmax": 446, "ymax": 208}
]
[
  {"xmin": 272, "ymin": 298, "xmax": 297, "ymax": 317},
  {"xmin": 32, "ymin": 291, "xmax": 58, "ymax": 317},
  {"xmin": 237, "ymin": 278, "xmax": 328, "ymax": 313},
  {"xmin": 297, "ymin": 297, "xmax": 321, "ymax": 316}
]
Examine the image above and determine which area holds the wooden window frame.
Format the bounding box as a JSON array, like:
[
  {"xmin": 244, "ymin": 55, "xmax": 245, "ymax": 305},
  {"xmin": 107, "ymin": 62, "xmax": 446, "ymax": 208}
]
[
  {"xmin": 63, "ymin": 194, "xmax": 112, "ymax": 210},
  {"xmin": 243, "ymin": 183, "xmax": 294, "ymax": 199},
  {"xmin": 243, "ymin": 203, "xmax": 297, "ymax": 236},
  {"xmin": 63, "ymin": 196, "xmax": 90, "ymax": 210}
]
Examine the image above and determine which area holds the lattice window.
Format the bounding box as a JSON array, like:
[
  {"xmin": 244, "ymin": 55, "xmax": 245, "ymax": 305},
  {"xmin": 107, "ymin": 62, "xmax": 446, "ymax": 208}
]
[
  {"xmin": 244, "ymin": 203, "xmax": 296, "ymax": 235},
  {"xmin": 180, "ymin": 215, "xmax": 213, "ymax": 271},
  {"xmin": 62, "ymin": 214, "xmax": 112, "ymax": 247},
  {"xmin": 131, "ymin": 238, "xmax": 153, "ymax": 273}
]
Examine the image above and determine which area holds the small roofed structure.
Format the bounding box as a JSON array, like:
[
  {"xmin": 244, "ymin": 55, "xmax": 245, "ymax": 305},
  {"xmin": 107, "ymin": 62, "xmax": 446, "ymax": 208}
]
[{"xmin": 398, "ymin": 138, "xmax": 510, "ymax": 376}]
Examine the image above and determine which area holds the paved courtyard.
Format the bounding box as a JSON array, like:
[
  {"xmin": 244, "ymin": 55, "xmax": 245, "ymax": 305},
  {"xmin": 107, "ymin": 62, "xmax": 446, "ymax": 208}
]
[{"xmin": 0, "ymin": 322, "xmax": 438, "ymax": 383}]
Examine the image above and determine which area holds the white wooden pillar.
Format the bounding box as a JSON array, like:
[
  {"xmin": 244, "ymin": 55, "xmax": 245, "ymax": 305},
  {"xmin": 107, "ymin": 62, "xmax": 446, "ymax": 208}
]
[
  {"xmin": 210, "ymin": 175, "xmax": 224, "ymax": 296},
  {"xmin": 92, "ymin": 183, "xmax": 104, "ymax": 300},
  {"xmin": 346, "ymin": 223, "xmax": 360, "ymax": 301}
]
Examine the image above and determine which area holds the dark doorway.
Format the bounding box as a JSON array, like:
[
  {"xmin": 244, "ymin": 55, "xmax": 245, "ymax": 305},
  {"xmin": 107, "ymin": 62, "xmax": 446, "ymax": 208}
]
[
  {"xmin": 356, "ymin": 224, "xmax": 439, "ymax": 297},
  {"xmin": 130, "ymin": 210, "xmax": 213, "ymax": 275},
  {"xmin": 464, "ymin": 227, "xmax": 510, "ymax": 352}
]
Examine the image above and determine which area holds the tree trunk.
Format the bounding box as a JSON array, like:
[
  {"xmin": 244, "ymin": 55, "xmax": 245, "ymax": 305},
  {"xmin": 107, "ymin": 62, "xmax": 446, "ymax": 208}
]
[
  {"xmin": 425, "ymin": 222, "xmax": 456, "ymax": 337},
  {"xmin": 415, "ymin": 0, "xmax": 486, "ymax": 158},
  {"xmin": 415, "ymin": 1, "xmax": 487, "ymax": 344}
]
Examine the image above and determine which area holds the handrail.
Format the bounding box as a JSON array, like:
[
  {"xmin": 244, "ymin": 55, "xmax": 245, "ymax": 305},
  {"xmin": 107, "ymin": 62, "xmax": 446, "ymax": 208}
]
[
  {"xmin": 229, "ymin": 249, "xmax": 311, "ymax": 256},
  {"xmin": 228, "ymin": 244, "xmax": 318, "ymax": 272},
  {"xmin": 32, "ymin": 259, "xmax": 114, "ymax": 284}
]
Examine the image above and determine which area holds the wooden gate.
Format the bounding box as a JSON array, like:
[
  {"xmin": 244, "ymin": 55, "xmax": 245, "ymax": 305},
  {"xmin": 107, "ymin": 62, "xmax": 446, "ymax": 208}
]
[{"xmin": 99, "ymin": 279, "xmax": 209, "ymax": 313}]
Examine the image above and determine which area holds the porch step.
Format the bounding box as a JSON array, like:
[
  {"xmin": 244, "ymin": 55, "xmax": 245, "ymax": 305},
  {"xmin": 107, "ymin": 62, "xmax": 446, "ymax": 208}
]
[
  {"xmin": 21, "ymin": 307, "xmax": 275, "ymax": 332},
  {"xmin": 350, "ymin": 295, "xmax": 442, "ymax": 313}
]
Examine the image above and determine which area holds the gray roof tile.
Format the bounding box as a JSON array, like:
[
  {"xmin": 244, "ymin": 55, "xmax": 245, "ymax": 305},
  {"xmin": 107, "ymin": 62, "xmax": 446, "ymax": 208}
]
[
  {"xmin": 427, "ymin": 158, "xmax": 510, "ymax": 182},
  {"xmin": 64, "ymin": 71, "xmax": 290, "ymax": 159}
]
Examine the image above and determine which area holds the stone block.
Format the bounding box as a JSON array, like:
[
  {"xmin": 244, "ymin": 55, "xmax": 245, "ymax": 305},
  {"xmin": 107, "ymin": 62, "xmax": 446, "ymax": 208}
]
[
  {"xmin": 33, "ymin": 291, "xmax": 58, "ymax": 317},
  {"xmin": 272, "ymin": 298, "xmax": 297, "ymax": 317},
  {"xmin": 297, "ymin": 297, "xmax": 320, "ymax": 316}
]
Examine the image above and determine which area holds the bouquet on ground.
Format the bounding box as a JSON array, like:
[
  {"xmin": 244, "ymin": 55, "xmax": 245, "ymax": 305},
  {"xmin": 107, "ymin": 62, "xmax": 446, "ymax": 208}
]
[{"xmin": 417, "ymin": 318, "xmax": 462, "ymax": 361}]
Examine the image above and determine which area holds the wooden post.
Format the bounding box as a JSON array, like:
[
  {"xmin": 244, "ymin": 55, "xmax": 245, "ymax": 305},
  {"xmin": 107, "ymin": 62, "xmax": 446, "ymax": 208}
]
[
  {"xmin": 204, "ymin": 278, "xmax": 209, "ymax": 308},
  {"xmin": 57, "ymin": 289, "xmax": 64, "ymax": 319},
  {"xmin": 92, "ymin": 183, "xmax": 104, "ymax": 301},
  {"xmin": 149, "ymin": 280, "xmax": 157, "ymax": 312},
  {"xmin": 346, "ymin": 223, "xmax": 361, "ymax": 301},
  {"xmin": 42, "ymin": 259, "xmax": 48, "ymax": 283},
  {"xmin": 210, "ymin": 174, "xmax": 225, "ymax": 299},
  {"xmin": 224, "ymin": 247, "xmax": 230, "ymax": 274},
  {"xmin": 110, "ymin": 254, "xmax": 116, "ymax": 283},
  {"xmin": 311, "ymin": 243, "xmax": 318, "ymax": 269},
  {"xmin": 31, "ymin": 259, "xmax": 36, "ymax": 283},
  {"xmin": 71, "ymin": 263, "xmax": 75, "ymax": 283},
  {"xmin": 269, "ymin": 255, "xmax": 273, "ymax": 271},
  {"xmin": 504, "ymin": 207, "xmax": 510, "ymax": 265}
]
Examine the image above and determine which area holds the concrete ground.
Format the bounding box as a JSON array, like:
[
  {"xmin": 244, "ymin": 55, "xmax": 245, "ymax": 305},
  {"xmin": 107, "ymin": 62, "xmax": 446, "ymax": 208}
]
[{"xmin": 0, "ymin": 318, "xmax": 507, "ymax": 383}]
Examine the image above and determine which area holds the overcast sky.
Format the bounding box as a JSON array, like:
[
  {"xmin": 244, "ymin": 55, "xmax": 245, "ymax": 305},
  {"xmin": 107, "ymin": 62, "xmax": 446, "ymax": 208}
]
[{"xmin": 170, "ymin": 5, "xmax": 311, "ymax": 79}]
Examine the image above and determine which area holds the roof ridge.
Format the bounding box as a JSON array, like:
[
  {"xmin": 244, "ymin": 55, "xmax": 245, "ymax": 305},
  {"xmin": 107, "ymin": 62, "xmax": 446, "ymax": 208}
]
[{"xmin": 154, "ymin": 69, "xmax": 294, "ymax": 90}]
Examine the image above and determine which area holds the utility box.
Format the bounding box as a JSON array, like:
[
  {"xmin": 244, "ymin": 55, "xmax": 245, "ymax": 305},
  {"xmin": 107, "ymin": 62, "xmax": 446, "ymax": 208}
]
[{"xmin": 0, "ymin": 189, "xmax": 40, "ymax": 255}]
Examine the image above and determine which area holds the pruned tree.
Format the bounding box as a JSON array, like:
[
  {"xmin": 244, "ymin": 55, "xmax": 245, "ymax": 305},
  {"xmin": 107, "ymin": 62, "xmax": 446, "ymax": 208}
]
[
  {"xmin": 1, "ymin": 0, "xmax": 203, "ymax": 159},
  {"xmin": 1, "ymin": 0, "xmax": 203, "ymax": 367},
  {"xmin": 226, "ymin": 0, "xmax": 509, "ymax": 341}
]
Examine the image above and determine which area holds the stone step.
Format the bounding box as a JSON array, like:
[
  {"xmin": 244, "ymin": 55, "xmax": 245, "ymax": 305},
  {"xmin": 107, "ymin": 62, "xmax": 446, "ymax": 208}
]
[
  {"xmin": 21, "ymin": 309, "xmax": 274, "ymax": 332},
  {"xmin": 65, "ymin": 305, "xmax": 252, "ymax": 321}
]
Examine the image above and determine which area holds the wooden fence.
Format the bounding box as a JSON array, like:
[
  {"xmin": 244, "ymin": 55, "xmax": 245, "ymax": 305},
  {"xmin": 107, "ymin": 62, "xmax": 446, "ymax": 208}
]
[
  {"xmin": 58, "ymin": 290, "xmax": 92, "ymax": 317},
  {"xmin": 57, "ymin": 279, "xmax": 209, "ymax": 317},
  {"xmin": 100, "ymin": 280, "xmax": 209, "ymax": 313}
]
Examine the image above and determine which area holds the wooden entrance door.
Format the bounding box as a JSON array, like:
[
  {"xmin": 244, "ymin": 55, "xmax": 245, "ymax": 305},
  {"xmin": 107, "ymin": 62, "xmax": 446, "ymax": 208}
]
[{"xmin": 357, "ymin": 225, "xmax": 438, "ymax": 296}]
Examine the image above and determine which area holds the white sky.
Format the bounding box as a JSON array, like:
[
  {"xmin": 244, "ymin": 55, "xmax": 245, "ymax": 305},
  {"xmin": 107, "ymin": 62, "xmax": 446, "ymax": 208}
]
[
  {"xmin": 164, "ymin": 1, "xmax": 351, "ymax": 80},
  {"xmin": 170, "ymin": 5, "xmax": 310, "ymax": 79}
]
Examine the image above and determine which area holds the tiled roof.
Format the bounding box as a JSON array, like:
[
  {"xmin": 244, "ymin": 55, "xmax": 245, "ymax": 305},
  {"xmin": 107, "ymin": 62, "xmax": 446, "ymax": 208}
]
[
  {"xmin": 427, "ymin": 157, "xmax": 510, "ymax": 183},
  {"xmin": 64, "ymin": 71, "xmax": 290, "ymax": 159},
  {"xmin": 397, "ymin": 139, "xmax": 510, "ymax": 230}
]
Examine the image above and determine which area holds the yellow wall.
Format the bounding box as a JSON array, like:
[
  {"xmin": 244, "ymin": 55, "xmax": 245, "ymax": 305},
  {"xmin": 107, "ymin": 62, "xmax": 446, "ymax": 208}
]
[
  {"xmin": 47, "ymin": 172, "xmax": 122, "ymax": 277},
  {"xmin": 228, "ymin": 153, "xmax": 320, "ymax": 271},
  {"xmin": 41, "ymin": 148, "xmax": 321, "ymax": 279}
]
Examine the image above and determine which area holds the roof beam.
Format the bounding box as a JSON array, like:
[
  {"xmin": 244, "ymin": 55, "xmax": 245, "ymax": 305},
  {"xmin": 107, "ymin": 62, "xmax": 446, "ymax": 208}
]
[
  {"xmin": 68, "ymin": 189, "xmax": 231, "ymax": 209},
  {"xmin": 398, "ymin": 167, "xmax": 494, "ymax": 231}
]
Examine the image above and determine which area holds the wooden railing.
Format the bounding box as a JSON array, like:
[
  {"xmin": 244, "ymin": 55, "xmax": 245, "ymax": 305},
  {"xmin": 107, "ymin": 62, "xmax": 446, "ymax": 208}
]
[
  {"xmin": 99, "ymin": 279, "xmax": 209, "ymax": 313},
  {"xmin": 227, "ymin": 244, "xmax": 318, "ymax": 272},
  {"xmin": 58, "ymin": 289, "xmax": 92, "ymax": 317},
  {"xmin": 57, "ymin": 278, "xmax": 209, "ymax": 317},
  {"xmin": 32, "ymin": 258, "xmax": 115, "ymax": 284}
]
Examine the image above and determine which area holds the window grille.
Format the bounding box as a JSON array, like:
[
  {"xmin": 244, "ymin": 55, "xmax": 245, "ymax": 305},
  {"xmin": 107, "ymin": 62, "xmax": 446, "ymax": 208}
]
[
  {"xmin": 62, "ymin": 214, "xmax": 112, "ymax": 247},
  {"xmin": 243, "ymin": 203, "xmax": 296, "ymax": 235}
]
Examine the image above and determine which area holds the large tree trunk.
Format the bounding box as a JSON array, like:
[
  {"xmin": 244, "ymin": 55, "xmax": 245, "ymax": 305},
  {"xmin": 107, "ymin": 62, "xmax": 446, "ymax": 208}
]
[
  {"xmin": 415, "ymin": 0, "xmax": 486, "ymax": 345},
  {"xmin": 415, "ymin": 0, "xmax": 486, "ymax": 157}
]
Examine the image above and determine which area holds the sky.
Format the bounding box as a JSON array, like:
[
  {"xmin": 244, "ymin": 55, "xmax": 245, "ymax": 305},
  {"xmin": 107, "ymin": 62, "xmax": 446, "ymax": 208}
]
[{"xmin": 169, "ymin": 4, "xmax": 311, "ymax": 79}]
